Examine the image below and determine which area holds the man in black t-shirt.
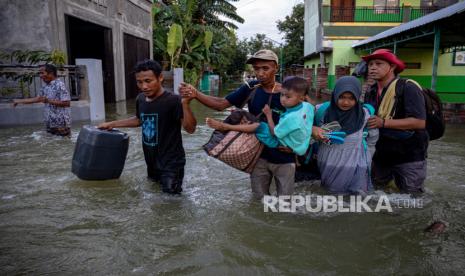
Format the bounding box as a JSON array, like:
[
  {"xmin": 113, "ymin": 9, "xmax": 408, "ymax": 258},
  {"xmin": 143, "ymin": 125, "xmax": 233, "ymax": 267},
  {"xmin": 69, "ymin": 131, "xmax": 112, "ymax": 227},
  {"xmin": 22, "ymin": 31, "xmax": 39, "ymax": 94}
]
[
  {"xmin": 98, "ymin": 60, "xmax": 197, "ymax": 194},
  {"xmin": 364, "ymin": 49, "xmax": 428, "ymax": 194},
  {"xmin": 179, "ymin": 50, "xmax": 296, "ymax": 199}
]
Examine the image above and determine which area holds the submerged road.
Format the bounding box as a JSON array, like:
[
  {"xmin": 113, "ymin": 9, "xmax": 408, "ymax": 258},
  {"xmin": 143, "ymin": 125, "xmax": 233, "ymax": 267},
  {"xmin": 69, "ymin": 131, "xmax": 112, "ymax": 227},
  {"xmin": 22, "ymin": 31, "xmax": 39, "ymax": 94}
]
[{"xmin": 1, "ymin": 98, "xmax": 464, "ymax": 275}]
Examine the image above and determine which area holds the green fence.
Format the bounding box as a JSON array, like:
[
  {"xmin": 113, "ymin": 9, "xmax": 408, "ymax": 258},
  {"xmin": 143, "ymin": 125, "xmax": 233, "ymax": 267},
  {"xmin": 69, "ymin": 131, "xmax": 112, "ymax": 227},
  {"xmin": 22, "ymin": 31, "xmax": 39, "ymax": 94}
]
[{"xmin": 354, "ymin": 7, "xmax": 403, "ymax": 22}]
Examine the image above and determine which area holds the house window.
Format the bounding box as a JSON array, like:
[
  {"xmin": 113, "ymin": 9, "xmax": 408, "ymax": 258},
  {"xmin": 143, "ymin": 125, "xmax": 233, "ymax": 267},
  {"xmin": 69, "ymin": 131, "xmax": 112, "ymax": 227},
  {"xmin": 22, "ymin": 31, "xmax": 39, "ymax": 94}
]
[{"xmin": 374, "ymin": 0, "xmax": 399, "ymax": 13}]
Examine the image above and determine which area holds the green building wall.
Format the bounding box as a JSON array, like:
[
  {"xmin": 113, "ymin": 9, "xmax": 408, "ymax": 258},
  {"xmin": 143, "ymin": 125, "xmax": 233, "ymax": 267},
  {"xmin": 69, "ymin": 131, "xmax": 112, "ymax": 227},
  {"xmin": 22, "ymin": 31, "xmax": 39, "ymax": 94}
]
[
  {"xmin": 307, "ymin": 0, "xmax": 465, "ymax": 103},
  {"xmin": 305, "ymin": 40, "xmax": 361, "ymax": 91},
  {"xmin": 396, "ymin": 49, "xmax": 465, "ymax": 103},
  {"xmin": 305, "ymin": 44, "xmax": 465, "ymax": 103}
]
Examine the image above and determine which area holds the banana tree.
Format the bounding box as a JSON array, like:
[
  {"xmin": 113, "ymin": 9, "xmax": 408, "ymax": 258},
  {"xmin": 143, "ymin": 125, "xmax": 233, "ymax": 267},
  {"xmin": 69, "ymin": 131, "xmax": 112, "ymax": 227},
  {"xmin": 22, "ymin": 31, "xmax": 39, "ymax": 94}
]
[
  {"xmin": 180, "ymin": 28, "xmax": 213, "ymax": 85},
  {"xmin": 166, "ymin": 23, "xmax": 183, "ymax": 70},
  {"xmin": 153, "ymin": 0, "xmax": 244, "ymax": 85}
]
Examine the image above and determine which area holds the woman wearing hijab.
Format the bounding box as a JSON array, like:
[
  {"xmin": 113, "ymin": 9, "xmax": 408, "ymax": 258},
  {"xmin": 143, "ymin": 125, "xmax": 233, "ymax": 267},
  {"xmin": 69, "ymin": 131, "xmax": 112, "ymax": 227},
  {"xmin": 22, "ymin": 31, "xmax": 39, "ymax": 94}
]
[{"xmin": 314, "ymin": 76, "xmax": 379, "ymax": 194}]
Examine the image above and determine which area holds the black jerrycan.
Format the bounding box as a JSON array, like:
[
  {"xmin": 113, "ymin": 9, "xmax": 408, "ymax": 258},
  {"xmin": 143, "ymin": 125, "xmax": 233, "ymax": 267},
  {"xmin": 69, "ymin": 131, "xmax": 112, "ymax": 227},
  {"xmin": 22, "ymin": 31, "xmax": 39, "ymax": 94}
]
[{"xmin": 72, "ymin": 125, "xmax": 129, "ymax": 180}]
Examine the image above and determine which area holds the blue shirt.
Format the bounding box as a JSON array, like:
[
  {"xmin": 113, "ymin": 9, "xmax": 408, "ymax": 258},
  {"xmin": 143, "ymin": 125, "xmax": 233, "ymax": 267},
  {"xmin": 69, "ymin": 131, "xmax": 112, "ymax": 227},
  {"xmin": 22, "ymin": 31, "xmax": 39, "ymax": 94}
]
[
  {"xmin": 225, "ymin": 82, "xmax": 295, "ymax": 164},
  {"xmin": 274, "ymin": 102, "xmax": 314, "ymax": 156}
]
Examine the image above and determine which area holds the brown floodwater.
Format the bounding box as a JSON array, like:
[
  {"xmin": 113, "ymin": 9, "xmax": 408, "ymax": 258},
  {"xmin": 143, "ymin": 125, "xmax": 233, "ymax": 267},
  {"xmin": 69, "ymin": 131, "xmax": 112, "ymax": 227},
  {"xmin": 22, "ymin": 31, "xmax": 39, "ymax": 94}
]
[{"xmin": 1, "ymin": 92, "xmax": 465, "ymax": 275}]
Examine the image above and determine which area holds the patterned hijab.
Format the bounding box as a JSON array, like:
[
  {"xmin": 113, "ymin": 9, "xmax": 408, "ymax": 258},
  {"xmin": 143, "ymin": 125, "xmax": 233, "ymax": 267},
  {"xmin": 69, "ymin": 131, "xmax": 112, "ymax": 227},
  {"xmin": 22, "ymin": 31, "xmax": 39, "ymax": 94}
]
[{"xmin": 324, "ymin": 76, "xmax": 365, "ymax": 135}]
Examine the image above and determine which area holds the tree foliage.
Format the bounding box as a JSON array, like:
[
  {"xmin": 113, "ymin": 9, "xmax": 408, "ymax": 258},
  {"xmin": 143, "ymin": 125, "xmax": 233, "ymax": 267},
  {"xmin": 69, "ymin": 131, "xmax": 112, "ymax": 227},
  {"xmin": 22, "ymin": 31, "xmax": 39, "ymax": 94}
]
[
  {"xmin": 153, "ymin": 1, "xmax": 305, "ymax": 83},
  {"xmin": 0, "ymin": 49, "xmax": 66, "ymax": 66},
  {"xmin": 195, "ymin": 0, "xmax": 244, "ymax": 30},
  {"xmin": 277, "ymin": 3, "xmax": 305, "ymax": 68},
  {"xmin": 243, "ymin": 34, "xmax": 279, "ymax": 56},
  {"xmin": 152, "ymin": 0, "xmax": 244, "ymax": 84}
]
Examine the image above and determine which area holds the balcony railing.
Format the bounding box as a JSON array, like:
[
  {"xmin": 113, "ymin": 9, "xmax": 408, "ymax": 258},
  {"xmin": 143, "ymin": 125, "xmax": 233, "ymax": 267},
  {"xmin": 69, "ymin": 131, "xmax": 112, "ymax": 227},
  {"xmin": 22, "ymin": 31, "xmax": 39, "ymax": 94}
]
[{"xmin": 323, "ymin": 6, "xmax": 439, "ymax": 23}]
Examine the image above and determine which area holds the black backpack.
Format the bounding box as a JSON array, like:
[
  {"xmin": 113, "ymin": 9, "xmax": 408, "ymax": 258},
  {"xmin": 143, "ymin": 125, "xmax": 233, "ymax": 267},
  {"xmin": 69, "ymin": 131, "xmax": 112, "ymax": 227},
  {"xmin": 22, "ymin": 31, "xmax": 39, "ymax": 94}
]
[
  {"xmin": 351, "ymin": 60, "xmax": 368, "ymax": 78},
  {"xmin": 396, "ymin": 79, "xmax": 445, "ymax": 140}
]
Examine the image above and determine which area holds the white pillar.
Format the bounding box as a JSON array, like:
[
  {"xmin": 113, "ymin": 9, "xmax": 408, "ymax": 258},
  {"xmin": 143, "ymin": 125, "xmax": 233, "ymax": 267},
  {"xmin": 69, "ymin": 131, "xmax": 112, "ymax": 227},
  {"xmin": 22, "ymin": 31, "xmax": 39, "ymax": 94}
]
[
  {"xmin": 173, "ymin": 68, "xmax": 184, "ymax": 95},
  {"xmin": 76, "ymin": 59, "xmax": 105, "ymax": 122}
]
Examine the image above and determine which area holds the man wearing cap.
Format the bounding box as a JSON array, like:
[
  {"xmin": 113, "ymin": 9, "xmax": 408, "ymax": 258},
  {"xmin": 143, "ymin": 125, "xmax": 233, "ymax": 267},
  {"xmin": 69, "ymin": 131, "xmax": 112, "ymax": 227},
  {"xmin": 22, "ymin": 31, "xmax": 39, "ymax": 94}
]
[
  {"xmin": 364, "ymin": 49, "xmax": 428, "ymax": 194},
  {"xmin": 179, "ymin": 49, "xmax": 296, "ymax": 199}
]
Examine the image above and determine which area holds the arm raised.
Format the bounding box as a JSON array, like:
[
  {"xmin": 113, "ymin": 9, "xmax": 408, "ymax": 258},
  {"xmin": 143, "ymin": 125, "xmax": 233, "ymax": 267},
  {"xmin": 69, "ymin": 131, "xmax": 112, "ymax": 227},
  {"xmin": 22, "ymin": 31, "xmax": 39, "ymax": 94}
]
[
  {"xmin": 179, "ymin": 82, "xmax": 231, "ymax": 111},
  {"xmin": 181, "ymin": 98, "xmax": 197, "ymax": 134}
]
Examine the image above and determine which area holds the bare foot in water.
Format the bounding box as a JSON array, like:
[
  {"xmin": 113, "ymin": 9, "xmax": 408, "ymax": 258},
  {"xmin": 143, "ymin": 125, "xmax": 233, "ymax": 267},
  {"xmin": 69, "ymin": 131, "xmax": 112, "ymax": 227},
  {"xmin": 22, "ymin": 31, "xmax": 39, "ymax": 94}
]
[{"xmin": 206, "ymin": 118, "xmax": 226, "ymax": 131}]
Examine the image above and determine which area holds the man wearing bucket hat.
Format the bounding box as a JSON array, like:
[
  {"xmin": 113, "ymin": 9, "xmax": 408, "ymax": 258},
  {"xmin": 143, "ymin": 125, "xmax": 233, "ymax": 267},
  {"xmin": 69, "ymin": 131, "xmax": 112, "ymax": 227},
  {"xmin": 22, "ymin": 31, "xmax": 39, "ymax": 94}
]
[
  {"xmin": 363, "ymin": 49, "xmax": 428, "ymax": 194},
  {"xmin": 179, "ymin": 49, "xmax": 297, "ymax": 199}
]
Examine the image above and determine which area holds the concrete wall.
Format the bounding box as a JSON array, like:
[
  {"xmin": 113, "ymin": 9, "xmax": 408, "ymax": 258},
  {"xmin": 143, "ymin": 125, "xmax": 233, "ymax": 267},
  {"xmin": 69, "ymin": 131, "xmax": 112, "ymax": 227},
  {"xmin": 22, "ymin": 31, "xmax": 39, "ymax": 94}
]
[
  {"xmin": 0, "ymin": 1, "xmax": 53, "ymax": 52},
  {"xmin": 0, "ymin": 0, "xmax": 153, "ymax": 102},
  {"xmin": 0, "ymin": 101, "xmax": 90, "ymax": 127},
  {"xmin": 53, "ymin": 0, "xmax": 153, "ymax": 102},
  {"xmin": 0, "ymin": 64, "xmax": 94, "ymax": 126}
]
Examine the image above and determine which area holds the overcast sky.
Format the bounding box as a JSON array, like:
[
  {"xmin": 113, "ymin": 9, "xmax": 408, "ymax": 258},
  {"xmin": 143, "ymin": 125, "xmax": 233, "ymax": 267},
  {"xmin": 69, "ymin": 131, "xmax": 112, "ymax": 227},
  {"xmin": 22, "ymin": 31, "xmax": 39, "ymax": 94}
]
[{"xmin": 231, "ymin": 0, "xmax": 304, "ymax": 44}]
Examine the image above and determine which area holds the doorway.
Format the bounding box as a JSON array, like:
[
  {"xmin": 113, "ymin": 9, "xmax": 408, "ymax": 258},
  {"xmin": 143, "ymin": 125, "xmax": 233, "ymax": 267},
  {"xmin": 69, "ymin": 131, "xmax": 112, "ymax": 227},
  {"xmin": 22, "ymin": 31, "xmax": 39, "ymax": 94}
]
[
  {"xmin": 65, "ymin": 15, "xmax": 116, "ymax": 103},
  {"xmin": 123, "ymin": 33, "xmax": 150, "ymax": 99},
  {"xmin": 331, "ymin": 0, "xmax": 355, "ymax": 22}
]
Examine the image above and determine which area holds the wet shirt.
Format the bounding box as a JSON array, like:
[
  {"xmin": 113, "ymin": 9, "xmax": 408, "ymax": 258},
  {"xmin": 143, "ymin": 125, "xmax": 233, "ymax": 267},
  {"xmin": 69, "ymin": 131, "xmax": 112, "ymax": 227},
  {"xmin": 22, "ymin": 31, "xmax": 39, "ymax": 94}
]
[
  {"xmin": 135, "ymin": 92, "xmax": 185, "ymax": 166},
  {"xmin": 40, "ymin": 79, "xmax": 71, "ymax": 128},
  {"xmin": 225, "ymin": 82, "xmax": 294, "ymax": 164}
]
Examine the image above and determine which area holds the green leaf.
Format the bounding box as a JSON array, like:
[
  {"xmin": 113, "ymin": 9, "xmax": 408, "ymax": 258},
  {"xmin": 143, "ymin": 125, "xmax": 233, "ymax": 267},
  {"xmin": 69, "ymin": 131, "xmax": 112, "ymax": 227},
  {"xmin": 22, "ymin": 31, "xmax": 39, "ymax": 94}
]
[
  {"xmin": 167, "ymin": 23, "xmax": 183, "ymax": 58},
  {"xmin": 50, "ymin": 49, "xmax": 66, "ymax": 66},
  {"xmin": 191, "ymin": 52, "xmax": 204, "ymax": 61},
  {"xmin": 191, "ymin": 35, "xmax": 204, "ymax": 50},
  {"xmin": 180, "ymin": 53, "xmax": 193, "ymax": 63},
  {"xmin": 153, "ymin": 39, "xmax": 166, "ymax": 51},
  {"xmin": 204, "ymin": 31, "xmax": 213, "ymax": 50}
]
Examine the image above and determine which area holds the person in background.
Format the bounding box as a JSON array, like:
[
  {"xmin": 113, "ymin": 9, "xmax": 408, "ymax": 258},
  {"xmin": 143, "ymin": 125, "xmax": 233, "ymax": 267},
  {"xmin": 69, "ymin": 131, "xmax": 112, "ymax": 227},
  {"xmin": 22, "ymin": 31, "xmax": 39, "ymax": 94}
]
[
  {"xmin": 98, "ymin": 60, "xmax": 197, "ymax": 194},
  {"xmin": 13, "ymin": 64, "xmax": 71, "ymax": 136}
]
